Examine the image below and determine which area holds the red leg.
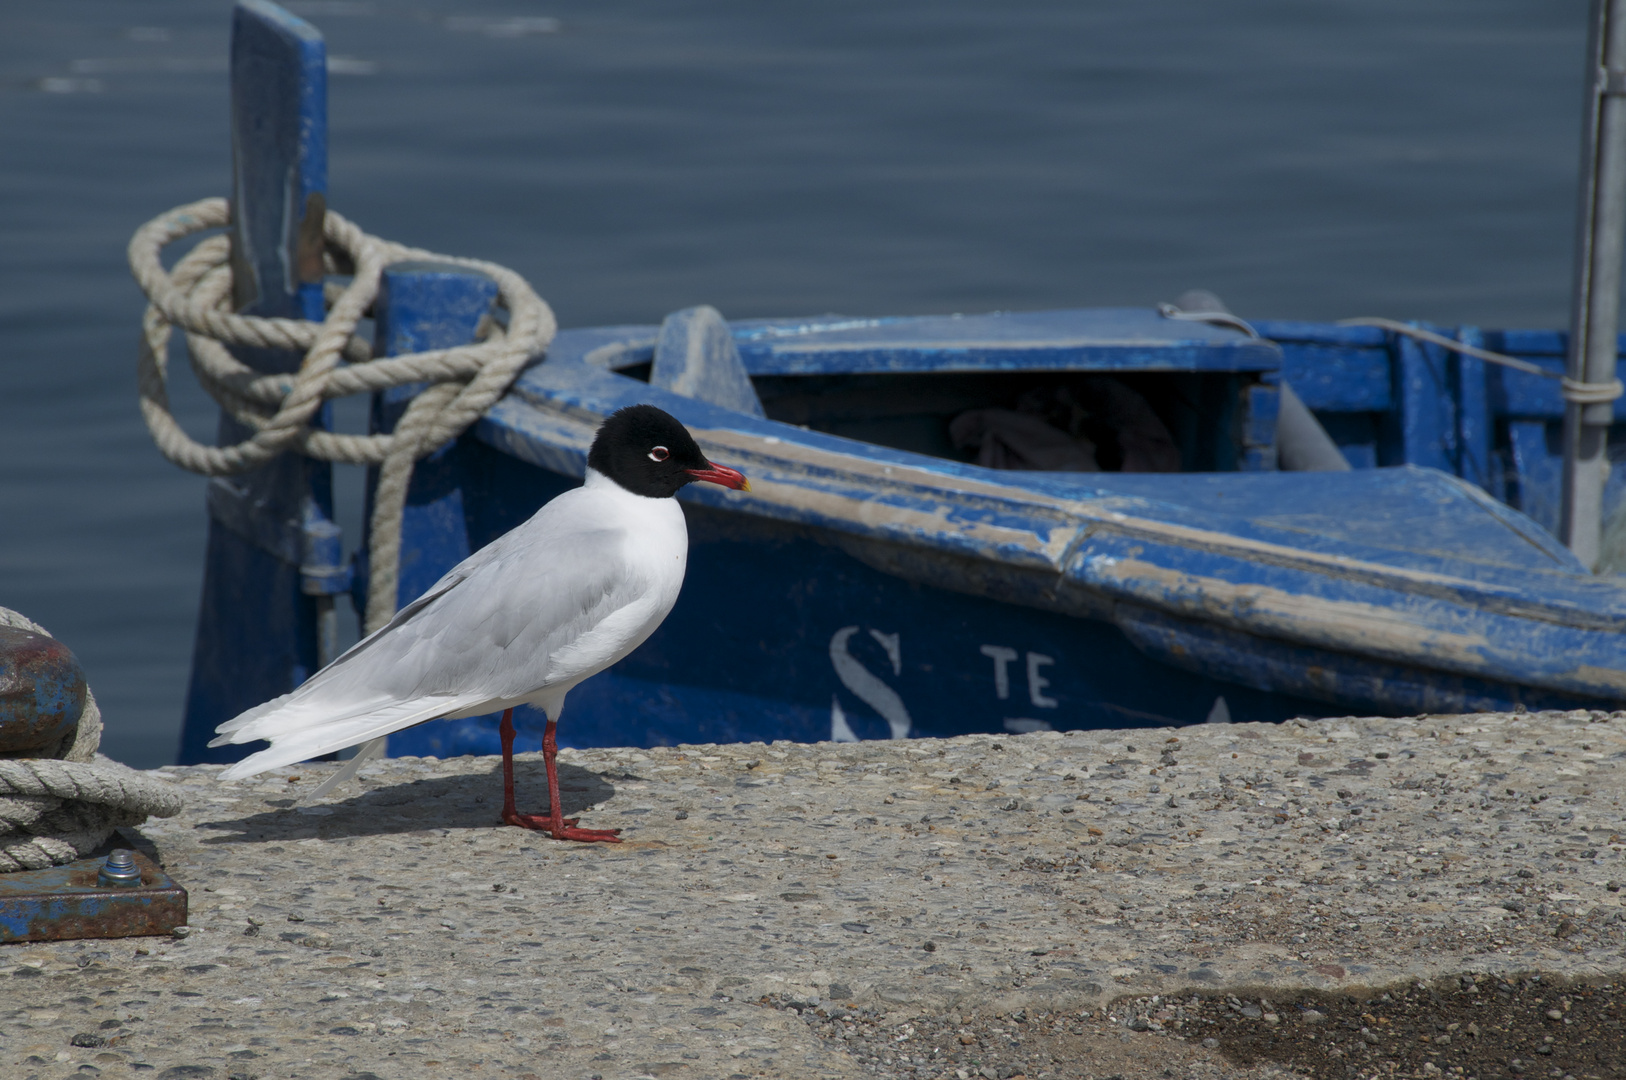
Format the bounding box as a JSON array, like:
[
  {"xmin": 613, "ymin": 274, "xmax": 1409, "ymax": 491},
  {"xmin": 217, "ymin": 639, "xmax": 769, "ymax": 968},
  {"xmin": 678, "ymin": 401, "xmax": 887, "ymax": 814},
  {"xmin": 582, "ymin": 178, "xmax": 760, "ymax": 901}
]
[{"xmin": 499, "ymin": 709, "xmax": 621, "ymax": 843}]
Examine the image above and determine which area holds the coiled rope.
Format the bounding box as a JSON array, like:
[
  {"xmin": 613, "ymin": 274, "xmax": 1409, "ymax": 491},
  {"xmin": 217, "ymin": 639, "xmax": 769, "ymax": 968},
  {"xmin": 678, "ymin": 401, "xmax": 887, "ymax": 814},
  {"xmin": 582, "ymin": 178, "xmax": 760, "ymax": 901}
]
[
  {"xmin": 0, "ymin": 608, "xmax": 183, "ymax": 872},
  {"xmin": 130, "ymin": 197, "xmax": 557, "ymax": 634}
]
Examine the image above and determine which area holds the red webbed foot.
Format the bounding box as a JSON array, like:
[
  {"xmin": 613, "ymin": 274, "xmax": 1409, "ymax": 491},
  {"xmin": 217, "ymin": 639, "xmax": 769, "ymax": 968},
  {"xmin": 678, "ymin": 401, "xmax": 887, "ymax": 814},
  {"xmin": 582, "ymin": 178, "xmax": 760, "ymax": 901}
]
[
  {"xmin": 501, "ymin": 808, "xmax": 622, "ymax": 843},
  {"xmin": 502, "ymin": 809, "xmax": 575, "ymax": 829},
  {"xmin": 548, "ymin": 823, "xmax": 623, "ymax": 843}
]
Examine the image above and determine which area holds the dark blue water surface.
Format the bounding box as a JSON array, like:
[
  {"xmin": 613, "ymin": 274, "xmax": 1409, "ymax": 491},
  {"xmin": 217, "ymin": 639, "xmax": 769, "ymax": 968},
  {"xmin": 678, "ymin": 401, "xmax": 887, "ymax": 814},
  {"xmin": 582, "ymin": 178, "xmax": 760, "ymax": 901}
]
[{"xmin": 0, "ymin": 1, "xmax": 1594, "ymax": 766}]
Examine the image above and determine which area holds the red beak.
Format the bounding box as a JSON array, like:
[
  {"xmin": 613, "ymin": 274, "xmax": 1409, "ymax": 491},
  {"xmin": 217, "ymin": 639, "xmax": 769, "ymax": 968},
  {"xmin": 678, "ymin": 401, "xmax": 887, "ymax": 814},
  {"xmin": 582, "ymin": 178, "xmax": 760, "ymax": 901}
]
[{"xmin": 684, "ymin": 462, "xmax": 751, "ymax": 491}]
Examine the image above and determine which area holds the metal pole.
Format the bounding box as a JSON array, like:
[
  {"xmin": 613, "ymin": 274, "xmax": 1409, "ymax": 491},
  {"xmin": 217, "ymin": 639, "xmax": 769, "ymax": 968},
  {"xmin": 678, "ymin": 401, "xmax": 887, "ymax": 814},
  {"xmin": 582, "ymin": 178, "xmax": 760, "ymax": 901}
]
[{"xmin": 1561, "ymin": 0, "xmax": 1626, "ymax": 569}]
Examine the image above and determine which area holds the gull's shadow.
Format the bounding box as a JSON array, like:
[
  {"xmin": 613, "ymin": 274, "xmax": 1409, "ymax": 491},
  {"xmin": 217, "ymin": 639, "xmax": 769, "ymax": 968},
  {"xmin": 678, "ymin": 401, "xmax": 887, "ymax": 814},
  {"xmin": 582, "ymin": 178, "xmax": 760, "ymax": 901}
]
[{"xmin": 195, "ymin": 759, "xmax": 629, "ymax": 844}]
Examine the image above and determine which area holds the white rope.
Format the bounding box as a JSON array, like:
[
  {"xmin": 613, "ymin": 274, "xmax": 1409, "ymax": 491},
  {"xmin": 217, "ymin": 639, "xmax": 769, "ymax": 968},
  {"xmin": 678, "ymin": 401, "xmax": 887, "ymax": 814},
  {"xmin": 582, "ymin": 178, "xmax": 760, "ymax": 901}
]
[
  {"xmin": 0, "ymin": 608, "xmax": 184, "ymax": 873},
  {"xmin": 129, "ymin": 198, "xmax": 557, "ymax": 633},
  {"xmin": 1561, "ymin": 374, "xmax": 1626, "ymax": 405},
  {"xmin": 1338, "ymin": 317, "xmax": 1626, "ymax": 405}
]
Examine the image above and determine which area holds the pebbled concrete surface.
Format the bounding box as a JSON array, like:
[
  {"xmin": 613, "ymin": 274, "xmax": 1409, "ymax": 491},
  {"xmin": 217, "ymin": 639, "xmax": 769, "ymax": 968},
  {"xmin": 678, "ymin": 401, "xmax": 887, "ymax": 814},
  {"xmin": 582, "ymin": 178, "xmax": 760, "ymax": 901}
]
[{"xmin": 0, "ymin": 708, "xmax": 1622, "ymax": 1079}]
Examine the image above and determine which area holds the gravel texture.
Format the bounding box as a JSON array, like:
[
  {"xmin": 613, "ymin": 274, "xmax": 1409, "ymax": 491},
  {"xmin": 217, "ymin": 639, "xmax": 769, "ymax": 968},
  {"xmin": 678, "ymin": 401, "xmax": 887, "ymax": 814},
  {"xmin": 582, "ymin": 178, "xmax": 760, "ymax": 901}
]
[
  {"xmin": 0, "ymin": 708, "xmax": 1622, "ymax": 1079},
  {"xmin": 766, "ymin": 978, "xmax": 1625, "ymax": 1080},
  {"xmin": 1182, "ymin": 976, "xmax": 1626, "ymax": 1079}
]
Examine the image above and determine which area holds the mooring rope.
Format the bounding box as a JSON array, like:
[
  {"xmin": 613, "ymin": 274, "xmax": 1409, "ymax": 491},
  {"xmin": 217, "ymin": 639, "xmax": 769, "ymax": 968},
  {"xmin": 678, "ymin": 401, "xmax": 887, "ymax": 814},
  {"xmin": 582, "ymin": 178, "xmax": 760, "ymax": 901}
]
[
  {"xmin": 0, "ymin": 608, "xmax": 184, "ymax": 872},
  {"xmin": 129, "ymin": 197, "xmax": 557, "ymax": 634}
]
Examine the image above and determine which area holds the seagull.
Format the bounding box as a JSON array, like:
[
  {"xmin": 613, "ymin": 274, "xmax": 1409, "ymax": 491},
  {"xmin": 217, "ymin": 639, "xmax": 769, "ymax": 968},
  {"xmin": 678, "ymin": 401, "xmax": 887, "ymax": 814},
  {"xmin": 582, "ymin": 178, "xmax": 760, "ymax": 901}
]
[{"xmin": 210, "ymin": 404, "xmax": 750, "ymax": 842}]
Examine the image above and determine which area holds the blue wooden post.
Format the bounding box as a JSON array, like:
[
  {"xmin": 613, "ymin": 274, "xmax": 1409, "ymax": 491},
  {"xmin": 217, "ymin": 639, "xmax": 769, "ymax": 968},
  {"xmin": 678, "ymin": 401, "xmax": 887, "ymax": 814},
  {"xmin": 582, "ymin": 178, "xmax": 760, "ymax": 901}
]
[
  {"xmin": 1379, "ymin": 326, "xmax": 1456, "ymax": 471},
  {"xmin": 1453, "ymin": 326, "xmax": 1493, "ymax": 493},
  {"xmin": 176, "ymin": 0, "xmax": 344, "ymax": 764},
  {"xmin": 355, "ymin": 263, "xmax": 501, "ymax": 758},
  {"xmin": 1507, "ymin": 419, "xmax": 1564, "ymax": 534},
  {"xmin": 1238, "ymin": 381, "xmax": 1279, "ymax": 471}
]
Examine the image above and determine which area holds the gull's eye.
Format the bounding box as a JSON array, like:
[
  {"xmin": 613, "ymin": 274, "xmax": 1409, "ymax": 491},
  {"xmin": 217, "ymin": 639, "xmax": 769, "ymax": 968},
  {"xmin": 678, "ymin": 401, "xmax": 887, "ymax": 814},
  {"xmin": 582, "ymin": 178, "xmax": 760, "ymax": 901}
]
[{"xmin": 648, "ymin": 445, "xmax": 670, "ymax": 462}]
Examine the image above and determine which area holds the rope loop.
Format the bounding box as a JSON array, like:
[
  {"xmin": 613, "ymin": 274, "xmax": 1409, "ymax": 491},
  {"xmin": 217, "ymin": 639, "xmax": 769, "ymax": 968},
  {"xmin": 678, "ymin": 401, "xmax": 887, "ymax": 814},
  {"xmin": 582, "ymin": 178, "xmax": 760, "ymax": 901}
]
[
  {"xmin": 1561, "ymin": 375, "xmax": 1625, "ymax": 405},
  {"xmin": 129, "ymin": 198, "xmax": 558, "ymax": 632}
]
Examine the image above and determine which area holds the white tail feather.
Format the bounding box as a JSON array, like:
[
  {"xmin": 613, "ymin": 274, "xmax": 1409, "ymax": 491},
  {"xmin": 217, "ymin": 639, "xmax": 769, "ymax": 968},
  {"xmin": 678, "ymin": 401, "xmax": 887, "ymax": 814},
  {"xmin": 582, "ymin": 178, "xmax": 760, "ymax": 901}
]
[
  {"xmin": 217, "ymin": 695, "xmax": 484, "ymax": 781},
  {"xmin": 302, "ymin": 737, "xmax": 388, "ymax": 801}
]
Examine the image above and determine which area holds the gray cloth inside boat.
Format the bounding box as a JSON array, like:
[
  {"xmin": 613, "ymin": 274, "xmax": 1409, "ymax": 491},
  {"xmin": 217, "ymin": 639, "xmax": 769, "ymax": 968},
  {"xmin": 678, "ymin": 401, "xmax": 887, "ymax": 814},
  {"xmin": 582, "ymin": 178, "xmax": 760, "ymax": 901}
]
[
  {"xmin": 951, "ymin": 378, "xmax": 1182, "ymax": 473},
  {"xmin": 0, "ymin": 607, "xmax": 183, "ymax": 872}
]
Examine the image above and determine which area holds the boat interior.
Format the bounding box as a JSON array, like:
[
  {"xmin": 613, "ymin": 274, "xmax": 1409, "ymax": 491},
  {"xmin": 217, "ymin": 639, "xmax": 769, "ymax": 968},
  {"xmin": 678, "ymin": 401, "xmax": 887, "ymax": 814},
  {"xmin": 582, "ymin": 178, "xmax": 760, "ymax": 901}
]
[{"xmin": 584, "ymin": 306, "xmax": 1283, "ymax": 475}]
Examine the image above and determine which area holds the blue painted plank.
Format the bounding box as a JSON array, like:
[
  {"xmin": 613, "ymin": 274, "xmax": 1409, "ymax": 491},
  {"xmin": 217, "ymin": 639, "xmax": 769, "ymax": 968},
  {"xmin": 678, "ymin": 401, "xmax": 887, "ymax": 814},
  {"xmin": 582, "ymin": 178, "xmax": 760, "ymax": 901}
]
[
  {"xmin": 1379, "ymin": 328, "xmax": 1454, "ymax": 471},
  {"xmin": 1502, "ymin": 415, "xmax": 1626, "ymax": 542},
  {"xmin": 1008, "ymin": 467, "xmax": 1583, "ymax": 576},
  {"xmin": 226, "ymin": 0, "xmax": 326, "ymax": 322},
  {"xmin": 1277, "ymin": 344, "xmax": 1392, "ymax": 412},
  {"xmin": 1251, "ymin": 320, "xmax": 1389, "ymax": 347},
  {"xmin": 730, "ymin": 308, "xmax": 1282, "ymax": 375},
  {"xmin": 548, "ymin": 325, "xmax": 657, "ymax": 370},
  {"xmin": 1112, "ymin": 604, "xmax": 1579, "ymax": 716},
  {"xmin": 1493, "ymin": 421, "xmax": 1560, "ymax": 545},
  {"xmin": 1239, "ymin": 383, "xmax": 1279, "ymax": 470},
  {"xmin": 1455, "ymin": 327, "xmax": 1492, "ymax": 492},
  {"xmin": 1490, "ymin": 360, "xmax": 1568, "ymax": 419},
  {"xmin": 178, "ymin": 0, "xmax": 330, "ymax": 766}
]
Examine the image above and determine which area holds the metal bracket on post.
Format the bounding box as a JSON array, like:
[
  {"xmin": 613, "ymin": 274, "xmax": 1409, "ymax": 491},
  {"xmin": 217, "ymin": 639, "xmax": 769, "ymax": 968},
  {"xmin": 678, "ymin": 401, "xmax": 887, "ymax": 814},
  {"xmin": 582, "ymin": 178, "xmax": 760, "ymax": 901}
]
[
  {"xmin": 1561, "ymin": 0, "xmax": 1626, "ymax": 569},
  {"xmin": 176, "ymin": 0, "xmax": 335, "ymax": 765}
]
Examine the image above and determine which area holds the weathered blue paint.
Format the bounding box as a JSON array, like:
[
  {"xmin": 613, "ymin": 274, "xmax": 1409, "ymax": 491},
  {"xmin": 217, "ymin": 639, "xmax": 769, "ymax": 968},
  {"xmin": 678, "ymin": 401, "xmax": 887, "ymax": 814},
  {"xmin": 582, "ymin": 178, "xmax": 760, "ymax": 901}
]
[
  {"xmin": 1271, "ymin": 345, "xmax": 1393, "ymax": 413},
  {"xmin": 652, "ymin": 305, "xmax": 766, "ymax": 417},
  {"xmin": 1455, "ymin": 327, "xmax": 1492, "ymax": 493},
  {"xmin": 730, "ymin": 308, "xmax": 1281, "ymax": 375},
  {"xmin": 1384, "ymin": 327, "xmax": 1456, "ymax": 472},
  {"xmin": 178, "ymin": 0, "xmax": 331, "ymax": 766},
  {"xmin": 227, "ymin": 0, "xmax": 326, "ymax": 322},
  {"xmin": 1240, "ymin": 383, "xmax": 1280, "ymax": 471},
  {"xmin": 0, "ymin": 850, "xmax": 187, "ymax": 943}
]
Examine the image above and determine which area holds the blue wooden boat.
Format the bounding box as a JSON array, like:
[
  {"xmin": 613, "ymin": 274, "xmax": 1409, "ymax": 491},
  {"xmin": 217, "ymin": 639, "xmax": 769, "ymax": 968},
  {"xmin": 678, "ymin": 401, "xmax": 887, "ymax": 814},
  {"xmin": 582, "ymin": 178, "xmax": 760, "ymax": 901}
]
[{"xmin": 174, "ymin": 2, "xmax": 1626, "ymax": 765}]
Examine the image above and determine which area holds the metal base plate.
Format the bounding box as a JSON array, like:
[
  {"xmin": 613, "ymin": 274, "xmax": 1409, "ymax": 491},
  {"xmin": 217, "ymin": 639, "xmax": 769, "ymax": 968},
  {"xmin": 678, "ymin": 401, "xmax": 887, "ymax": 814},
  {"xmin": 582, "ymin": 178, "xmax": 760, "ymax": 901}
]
[{"xmin": 0, "ymin": 846, "xmax": 187, "ymax": 943}]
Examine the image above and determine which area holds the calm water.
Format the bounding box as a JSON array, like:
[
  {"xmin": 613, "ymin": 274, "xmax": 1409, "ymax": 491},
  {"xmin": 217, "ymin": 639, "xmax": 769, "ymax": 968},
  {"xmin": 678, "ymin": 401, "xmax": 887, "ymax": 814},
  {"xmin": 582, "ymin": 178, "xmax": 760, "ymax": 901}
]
[{"xmin": 0, "ymin": 0, "xmax": 1594, "ymax": 766}]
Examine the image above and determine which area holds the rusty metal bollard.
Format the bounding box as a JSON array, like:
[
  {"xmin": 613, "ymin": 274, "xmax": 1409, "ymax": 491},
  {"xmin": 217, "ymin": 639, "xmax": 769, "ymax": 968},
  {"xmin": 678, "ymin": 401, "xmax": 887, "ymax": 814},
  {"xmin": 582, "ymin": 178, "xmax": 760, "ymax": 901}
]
[{"xmin": 0, "ymin": 624, "xmax": 88, "ymax": 755}]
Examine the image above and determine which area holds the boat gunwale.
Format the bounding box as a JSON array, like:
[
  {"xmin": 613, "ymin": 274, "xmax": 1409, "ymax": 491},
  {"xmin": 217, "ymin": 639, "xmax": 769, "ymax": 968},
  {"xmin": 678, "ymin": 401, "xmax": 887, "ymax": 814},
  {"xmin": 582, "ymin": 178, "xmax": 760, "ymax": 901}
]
[{"xmin": 490, "ymin": 353, "xmax": 1626, "ymax": 641}]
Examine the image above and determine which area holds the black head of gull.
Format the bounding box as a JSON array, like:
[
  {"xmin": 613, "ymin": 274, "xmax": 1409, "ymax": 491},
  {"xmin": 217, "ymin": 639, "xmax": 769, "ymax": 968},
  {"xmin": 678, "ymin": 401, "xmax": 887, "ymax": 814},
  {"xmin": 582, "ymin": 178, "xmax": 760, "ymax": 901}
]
[{"xmin": 588, "ymin": 404, "xmax": 750, "ymax": 498}]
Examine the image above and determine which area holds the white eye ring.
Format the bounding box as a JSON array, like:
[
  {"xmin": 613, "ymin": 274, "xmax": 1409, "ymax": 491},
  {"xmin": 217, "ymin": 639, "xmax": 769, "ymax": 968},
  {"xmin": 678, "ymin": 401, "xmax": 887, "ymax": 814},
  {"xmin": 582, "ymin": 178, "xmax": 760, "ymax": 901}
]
[{"xmin": 648, "ymin": 446, "xmax": 670, "ymax": 462}]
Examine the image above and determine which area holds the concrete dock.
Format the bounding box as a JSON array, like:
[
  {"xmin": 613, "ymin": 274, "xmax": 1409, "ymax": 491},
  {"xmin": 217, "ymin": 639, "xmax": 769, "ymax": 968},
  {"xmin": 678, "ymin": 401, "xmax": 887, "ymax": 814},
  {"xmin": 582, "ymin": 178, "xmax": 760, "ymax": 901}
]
[{"xmin": 1, "ymin": 708, "xmax": 1622, "ymax": 1079}]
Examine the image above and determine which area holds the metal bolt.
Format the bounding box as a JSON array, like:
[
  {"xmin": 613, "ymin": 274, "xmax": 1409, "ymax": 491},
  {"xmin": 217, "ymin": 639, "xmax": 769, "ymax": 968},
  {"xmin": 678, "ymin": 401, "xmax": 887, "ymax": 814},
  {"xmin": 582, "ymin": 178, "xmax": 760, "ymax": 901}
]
[{"xmin": 97, "ymin": 849, "xmax": 141, "ymax": 888}]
